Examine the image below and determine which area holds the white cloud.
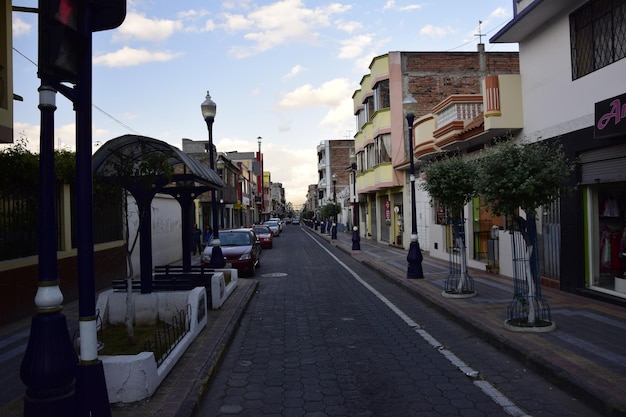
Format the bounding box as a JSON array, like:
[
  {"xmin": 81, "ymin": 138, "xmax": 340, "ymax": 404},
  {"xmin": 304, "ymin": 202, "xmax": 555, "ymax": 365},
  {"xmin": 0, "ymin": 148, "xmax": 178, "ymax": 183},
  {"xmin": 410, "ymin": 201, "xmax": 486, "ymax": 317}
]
[
  {"xmin": 320, "ymin": 98, "xmax": 354, "ymax": 133},
  {"xmin": 283, "ymin": 65, "xmax": 307, "ymax": 80},
  {"xmin": 93, "ymin": 47, "xmax": 183, "ymax": 67},
  {"xmin": 399, "ymin": 4, "xmax": 424, "ymax": 12},
  {"xmin": 278, "ymin": 78, "xmax": 353, "ymax": 109},
  {"xmin": 222, "ymin": 13, "xmax": 254, "ymax": 32},
  {"xmin": 177, "ymin": 9, "xmax": 210, "ymax": 19},
  {"xmin": 113, "ymin": 12, "xmax": 183, "ymax": 42},
  {"xmin": 335, "ymin": 19, "xmax": 363, "ymax": 34},
  {"xmin": 420, "ymin": 24, "xmax": 456, "ymax": 38},
  {"xmin": 225, "ymin": 0, "xmax": 351, "ymax": 58},
  {"xmin": 11, "ymin": 16, "xmax": 31, "ymax": 37},
  {"xmin": 338, "ymin": 34, "xmax": 374, "ymax": 60},
  {"xmin": 383, "ymin": 1, "xmax": 423, "ymax": 12}
]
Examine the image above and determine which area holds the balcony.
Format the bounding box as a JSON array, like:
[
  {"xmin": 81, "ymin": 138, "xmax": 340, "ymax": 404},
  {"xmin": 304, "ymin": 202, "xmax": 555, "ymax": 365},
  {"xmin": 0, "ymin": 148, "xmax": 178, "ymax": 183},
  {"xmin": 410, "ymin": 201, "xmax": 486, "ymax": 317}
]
[
  {"xmin": 414, "ymin": 115, "xmax": 439, "ymax": 161},
  {"xmin": 429, "ymin": 75, "xmax": 522, "ymax": 152},
  {"xmin": 432, "ymin": 95, "xmax": 483, "ymax": 149}
]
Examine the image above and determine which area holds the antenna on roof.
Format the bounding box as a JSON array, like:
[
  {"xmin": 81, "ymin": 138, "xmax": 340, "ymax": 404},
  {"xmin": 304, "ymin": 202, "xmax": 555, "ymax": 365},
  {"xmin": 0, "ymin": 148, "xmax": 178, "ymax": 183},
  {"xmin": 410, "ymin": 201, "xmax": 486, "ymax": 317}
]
[{"xmin": 475, "ymin": 20, "xmax": 485, "ymax": 45}]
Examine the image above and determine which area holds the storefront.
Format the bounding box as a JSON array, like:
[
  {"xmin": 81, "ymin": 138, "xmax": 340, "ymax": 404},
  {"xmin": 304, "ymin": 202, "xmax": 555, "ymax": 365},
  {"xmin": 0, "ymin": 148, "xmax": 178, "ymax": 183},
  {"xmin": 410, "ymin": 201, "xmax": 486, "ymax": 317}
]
[{"xmin": 561, "ymin": 92, "xmax": 626, "ymax": 305}]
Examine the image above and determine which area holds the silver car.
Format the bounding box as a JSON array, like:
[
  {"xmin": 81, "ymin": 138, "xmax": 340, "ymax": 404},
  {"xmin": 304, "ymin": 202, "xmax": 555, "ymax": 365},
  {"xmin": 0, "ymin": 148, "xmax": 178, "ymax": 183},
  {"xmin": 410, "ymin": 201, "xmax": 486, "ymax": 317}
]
[{"xmin": 263, "ymin": 220, "xmax": 280, "ymax": 236}]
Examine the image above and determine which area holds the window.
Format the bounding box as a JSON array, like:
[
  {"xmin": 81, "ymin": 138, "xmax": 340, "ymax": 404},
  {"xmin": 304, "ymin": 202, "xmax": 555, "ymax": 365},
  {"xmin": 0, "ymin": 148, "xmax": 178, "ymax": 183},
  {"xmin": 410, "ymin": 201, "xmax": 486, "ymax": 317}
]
[
  {"xmin": 374, "ymin": 134, "xmax": 391, "ymax": 164},
  {"xmin": 364, "ymin": 96, "xmax": 375, "ymax": 122},
  {"xmin": 570, "ymin": 0, "xmax": 626, "ymax": 79},
  {"xmin": 373, "ymin": 80, "xmax": 390, "ymax": 111},
  {"xmin": 355, "ymin": 109, "xmax": 367, "ymax": 132}
]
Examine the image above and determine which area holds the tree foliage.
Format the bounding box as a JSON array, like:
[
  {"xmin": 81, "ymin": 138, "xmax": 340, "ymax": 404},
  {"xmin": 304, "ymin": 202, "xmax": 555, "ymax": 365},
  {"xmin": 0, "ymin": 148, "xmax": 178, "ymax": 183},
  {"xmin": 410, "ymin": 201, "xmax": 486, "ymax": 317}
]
[
  {"xmin": 0, "ymin": 139, "xmax": 76, "ymax": 198},
  {"xmin": 420, "ymin": 154, "xmax": 477, "ymax": 217},
  {"xmin": 321, "ymin": 203, "xmax": 340, "ymax": 220},
  {"xmin": 476, "ymin": 140, "xmax": 575, "ymax": 217}
]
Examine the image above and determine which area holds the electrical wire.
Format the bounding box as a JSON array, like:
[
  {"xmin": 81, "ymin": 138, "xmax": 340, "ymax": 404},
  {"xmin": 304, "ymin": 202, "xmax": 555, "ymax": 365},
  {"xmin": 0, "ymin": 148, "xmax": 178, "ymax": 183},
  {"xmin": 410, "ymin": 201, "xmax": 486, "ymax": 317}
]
[{"xmin": 12, "ymin": 46, "xmax": 143, "ymax": 136}]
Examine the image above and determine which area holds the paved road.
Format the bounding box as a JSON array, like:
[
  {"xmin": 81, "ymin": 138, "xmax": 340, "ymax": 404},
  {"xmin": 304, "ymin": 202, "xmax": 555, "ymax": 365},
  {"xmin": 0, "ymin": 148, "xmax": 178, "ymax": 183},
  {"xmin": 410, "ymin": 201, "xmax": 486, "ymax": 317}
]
[{"xmin": 196, "ymin": 225, "xmax": 599, "ymax": 417}]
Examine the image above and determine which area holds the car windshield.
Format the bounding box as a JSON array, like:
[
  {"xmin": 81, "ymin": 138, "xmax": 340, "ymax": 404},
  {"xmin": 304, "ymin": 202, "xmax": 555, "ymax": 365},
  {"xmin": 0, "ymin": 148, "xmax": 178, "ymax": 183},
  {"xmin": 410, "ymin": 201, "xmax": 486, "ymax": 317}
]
[
  {"xmin": 254, "ymin": 227, "xmax": 270, "ymax": 235},
  {"xmin": 219, "ymin": 232, "xmax": 251, "ymax": 246}
]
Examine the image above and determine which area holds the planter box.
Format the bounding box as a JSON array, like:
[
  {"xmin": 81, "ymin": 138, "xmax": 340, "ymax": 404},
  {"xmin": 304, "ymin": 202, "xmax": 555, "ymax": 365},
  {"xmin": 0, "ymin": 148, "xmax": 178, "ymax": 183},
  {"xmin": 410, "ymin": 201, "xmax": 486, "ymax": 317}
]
[{"xmin": 95, "ymin": 286, "xmax": 209, "ymax": 404}]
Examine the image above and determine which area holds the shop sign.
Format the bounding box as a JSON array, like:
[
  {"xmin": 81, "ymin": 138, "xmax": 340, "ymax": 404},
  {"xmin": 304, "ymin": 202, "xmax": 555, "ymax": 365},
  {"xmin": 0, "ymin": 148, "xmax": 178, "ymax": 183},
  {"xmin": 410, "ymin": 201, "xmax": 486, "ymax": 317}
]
[{"xmin": 595, "ymin": 92, "xmax": 626, "ymax": 139}]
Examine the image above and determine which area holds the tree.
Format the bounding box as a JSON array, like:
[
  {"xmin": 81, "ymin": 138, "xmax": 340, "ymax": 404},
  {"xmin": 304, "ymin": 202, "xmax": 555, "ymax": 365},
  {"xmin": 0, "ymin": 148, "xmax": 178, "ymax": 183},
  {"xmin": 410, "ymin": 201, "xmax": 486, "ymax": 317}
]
[
  {"xmin": 421, "ymin": 154, "xmax": 477, "ymax": 219},
  {"xmin": 321, "ymin": 202, "xmax": 339, "ymax": 221},
  {"xmin": 95, "ymin": 150, "xmax": 173, "ymax": 345},
  {"xmin": 421, "ymin": 154, "xmax": 478, "ymax": 295},
  {"xmin": 0, "ymin": 137, "xmax": 76, "ymax": 260},
  {"xmin": 476, "ymin": 139, "xmax": 575, "ymax": 327}
]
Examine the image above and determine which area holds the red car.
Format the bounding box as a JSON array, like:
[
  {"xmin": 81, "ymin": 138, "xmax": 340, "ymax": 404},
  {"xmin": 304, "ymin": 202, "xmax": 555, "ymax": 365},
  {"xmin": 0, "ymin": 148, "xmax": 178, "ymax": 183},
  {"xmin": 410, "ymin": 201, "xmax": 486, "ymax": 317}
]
[
  {"xmin": 253, "ymin": 225, "xmax": 274, "ymax": 249},
  {"xmin": 201, "ymin": 228, "xmax": 261, "ymax": 276}
]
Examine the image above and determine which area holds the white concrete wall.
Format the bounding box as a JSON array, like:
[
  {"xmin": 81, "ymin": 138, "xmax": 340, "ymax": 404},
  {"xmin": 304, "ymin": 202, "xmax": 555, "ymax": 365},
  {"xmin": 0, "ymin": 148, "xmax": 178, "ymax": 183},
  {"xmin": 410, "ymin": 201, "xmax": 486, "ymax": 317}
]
[
  {"xmin": 519, "ymin": 9, "xmax": 626, "ymax": 142},
  {"xmin": 127, "ymin": 193, "xmax": 183, "ymax": 277}
]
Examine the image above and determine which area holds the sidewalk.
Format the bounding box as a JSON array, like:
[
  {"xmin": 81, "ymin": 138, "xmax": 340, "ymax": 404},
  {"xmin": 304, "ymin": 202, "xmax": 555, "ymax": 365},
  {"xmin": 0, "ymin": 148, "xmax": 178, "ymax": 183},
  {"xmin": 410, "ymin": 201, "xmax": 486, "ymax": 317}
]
[{"xmin": 319, "ymin": 227, "xmax": 626, "ymax": 417}]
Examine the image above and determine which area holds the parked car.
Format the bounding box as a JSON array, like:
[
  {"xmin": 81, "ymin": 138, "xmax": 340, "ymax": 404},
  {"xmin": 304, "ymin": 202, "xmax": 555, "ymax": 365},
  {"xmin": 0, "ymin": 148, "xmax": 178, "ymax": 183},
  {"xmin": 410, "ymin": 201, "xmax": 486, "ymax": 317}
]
[
  {"xmin": 292, "ymin": 218, "xmax": 300, "ymax": 225},
  {"xmin": 201, "ymin": 228, "xmax": 261, "ymax": 276},
  {"xmin": 263, "ymin": 220, "xmax": 280, "ymax": 236},
  {"xmin": 252, "ymin": 225, "xmax": 273, "ymax": 249},
  {"xmin": 269, "ymin": 217, "xmax": 284, "ymax": 231}
]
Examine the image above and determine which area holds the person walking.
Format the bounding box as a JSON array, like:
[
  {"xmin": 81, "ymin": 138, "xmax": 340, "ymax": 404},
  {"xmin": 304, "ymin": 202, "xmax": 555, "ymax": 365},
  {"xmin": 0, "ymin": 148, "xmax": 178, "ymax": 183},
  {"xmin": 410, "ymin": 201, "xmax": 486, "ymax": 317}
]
[
  {"xmin": 192, "ymin": 224, "xmax": 202, "ymax": 255},
  {"xmin": 204, "ymin": 226, "xmax": 213, "ymax": 247}
]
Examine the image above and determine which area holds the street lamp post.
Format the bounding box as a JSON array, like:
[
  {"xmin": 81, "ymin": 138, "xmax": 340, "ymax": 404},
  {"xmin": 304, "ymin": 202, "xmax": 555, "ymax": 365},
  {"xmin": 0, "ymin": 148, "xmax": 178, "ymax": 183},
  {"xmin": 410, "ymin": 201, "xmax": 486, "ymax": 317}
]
[
  {"xmin": 331, "ymin": 173, "xmax": 338, "ymax": 239},
  {"xmin": 201, "ymin": 91, "xmax": 225, "ymax": 268},
  {"xmin": 257, "ymin": 136, "xmax": 263, "ymax": 224},
  {"xmin": 403, "ymin": 96, "xmax": 424, "ymax": 279},
  {"xmin": 350, "ymin": 155, "xmax": 360, "ymax": 250}
]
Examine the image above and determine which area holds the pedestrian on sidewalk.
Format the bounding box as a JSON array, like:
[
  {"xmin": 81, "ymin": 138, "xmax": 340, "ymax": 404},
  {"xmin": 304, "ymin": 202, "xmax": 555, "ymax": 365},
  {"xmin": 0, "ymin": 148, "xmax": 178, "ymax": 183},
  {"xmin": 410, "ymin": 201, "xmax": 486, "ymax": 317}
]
[{"xmin": 192, "ymin": 224, "xmax": 202, "ymax": 255}]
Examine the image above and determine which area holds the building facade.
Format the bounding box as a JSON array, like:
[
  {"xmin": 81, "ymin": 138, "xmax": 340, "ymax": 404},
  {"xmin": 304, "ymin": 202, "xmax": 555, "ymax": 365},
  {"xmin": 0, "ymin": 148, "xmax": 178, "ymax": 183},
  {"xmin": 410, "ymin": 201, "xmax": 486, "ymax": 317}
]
[
  {"xmin": 352, "ymin": 50, "xmax": 520, "ymax": 248},
  {"xmin": 492, "ymin": 0, "xmax": 626, "ymax": 304},
  {"xmin": 316, "ymin": 139, "xmax": 354, "ymax": 223}
]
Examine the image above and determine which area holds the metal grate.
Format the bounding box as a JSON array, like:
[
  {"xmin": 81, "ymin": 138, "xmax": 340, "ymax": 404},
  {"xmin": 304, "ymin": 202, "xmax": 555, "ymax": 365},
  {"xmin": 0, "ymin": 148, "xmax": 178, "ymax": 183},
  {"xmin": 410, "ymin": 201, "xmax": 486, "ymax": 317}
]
[
  {"xmin": 539, "ymin": 200, "xmax": 561, "ymax": 279},
  {"xmin": 571, "ymin": 0, "xmax": 626, "ymax": 79},
  {"xmin": 506, "ymin": 216, "xmax": 552, "ymax": 328},
  {"xmin": 443, "ymin": 218, "xmax": 475, "ymax": 295}
]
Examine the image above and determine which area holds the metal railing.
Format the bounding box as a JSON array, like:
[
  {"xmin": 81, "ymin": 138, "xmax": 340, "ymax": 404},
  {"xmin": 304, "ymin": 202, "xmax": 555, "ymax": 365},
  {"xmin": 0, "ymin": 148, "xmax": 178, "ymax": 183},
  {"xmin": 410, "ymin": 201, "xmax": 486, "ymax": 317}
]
[{"xmin": 143, "ymin": 305, "xmax": 192, "ymax": 366}]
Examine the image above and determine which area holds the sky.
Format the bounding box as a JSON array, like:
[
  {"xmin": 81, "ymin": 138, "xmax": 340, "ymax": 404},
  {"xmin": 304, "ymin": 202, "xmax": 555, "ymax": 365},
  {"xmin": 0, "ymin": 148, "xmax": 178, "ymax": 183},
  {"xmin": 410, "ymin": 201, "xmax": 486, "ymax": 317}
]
[{"xmin": 9, "ymin": 0, "xmax": 518, "ymax": 207}]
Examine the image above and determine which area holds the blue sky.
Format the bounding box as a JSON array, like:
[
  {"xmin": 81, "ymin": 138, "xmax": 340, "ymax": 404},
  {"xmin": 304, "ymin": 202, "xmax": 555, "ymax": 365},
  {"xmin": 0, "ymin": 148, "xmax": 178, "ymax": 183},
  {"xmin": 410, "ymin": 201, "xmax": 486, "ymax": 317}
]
[{"xmin": 9, "ymin": 0, "xmax": 517, "ymax": 206}]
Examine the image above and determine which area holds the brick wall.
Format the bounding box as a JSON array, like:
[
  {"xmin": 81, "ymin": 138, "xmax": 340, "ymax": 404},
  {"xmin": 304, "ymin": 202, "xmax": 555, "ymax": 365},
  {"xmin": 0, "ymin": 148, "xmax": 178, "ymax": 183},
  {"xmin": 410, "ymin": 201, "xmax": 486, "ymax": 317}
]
[
  {"xmin": 328, "ymin": 140, "xmax": 354, "ymax": 191},
  {"xmin": 404, "ymin": 51, "xmax": 520, "ymax": 118}
]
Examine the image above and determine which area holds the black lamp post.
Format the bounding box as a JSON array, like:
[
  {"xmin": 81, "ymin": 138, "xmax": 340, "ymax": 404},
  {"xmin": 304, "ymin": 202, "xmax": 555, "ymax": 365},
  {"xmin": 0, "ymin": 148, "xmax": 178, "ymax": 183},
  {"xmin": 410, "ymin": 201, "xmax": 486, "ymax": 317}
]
[
  {"xmin": 201, "ymin": 91, "xmax": 225, "ymax": 268},
  {"xmin": 350, "ymin": 154, "xmax": 360, "ymax": 250},
  {"xmin": 331, "ymin": 173, "xmax": 338, "ymax": 239},
  {"xmin": 403, "ymin": 96, "xmax": 424, "ymax": 279},
  {"xmin": 257, "ymin": 136, "xmax": 263, "ymax": 223}
]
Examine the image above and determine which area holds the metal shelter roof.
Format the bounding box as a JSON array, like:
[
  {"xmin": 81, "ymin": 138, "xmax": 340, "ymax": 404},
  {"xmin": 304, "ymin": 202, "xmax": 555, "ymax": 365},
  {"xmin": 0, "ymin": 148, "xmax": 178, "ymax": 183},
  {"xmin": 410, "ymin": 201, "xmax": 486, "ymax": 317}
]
[{"xmin": 92, "ymin": 134, "xmax": 224, "ymax": 191}]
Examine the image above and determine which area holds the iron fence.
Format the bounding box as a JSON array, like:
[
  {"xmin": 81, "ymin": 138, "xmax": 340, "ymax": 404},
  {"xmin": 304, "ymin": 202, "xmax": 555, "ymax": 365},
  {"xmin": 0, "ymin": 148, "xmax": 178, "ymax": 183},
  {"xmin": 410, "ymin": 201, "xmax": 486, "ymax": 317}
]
[{"xmin": 143, "ymin": 306, "xmax": 191, "ymax": 367}]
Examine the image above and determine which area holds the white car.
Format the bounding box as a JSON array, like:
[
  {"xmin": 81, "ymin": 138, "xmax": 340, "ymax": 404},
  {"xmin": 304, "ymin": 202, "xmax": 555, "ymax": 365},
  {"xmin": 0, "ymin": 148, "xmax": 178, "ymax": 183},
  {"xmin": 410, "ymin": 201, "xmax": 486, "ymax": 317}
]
[
  {"xmin": 263, "ymin": 220, "xmax": 280, "ymax": 236},
  {"xmin": 269, "ymin": 218, "xmax": 284, "ymax": 231}
]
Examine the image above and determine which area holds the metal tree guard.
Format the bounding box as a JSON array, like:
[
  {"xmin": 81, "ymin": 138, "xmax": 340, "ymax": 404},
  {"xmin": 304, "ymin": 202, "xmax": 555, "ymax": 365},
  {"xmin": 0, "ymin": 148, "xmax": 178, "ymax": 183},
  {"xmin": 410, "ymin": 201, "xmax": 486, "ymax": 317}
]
[
  {"xmin": 505, "ymin": 215, "xmax": 555, "ymax": 332},
  {"xmin": 442, "ymin": 217, "xmax": 476, "ymax": 298}
]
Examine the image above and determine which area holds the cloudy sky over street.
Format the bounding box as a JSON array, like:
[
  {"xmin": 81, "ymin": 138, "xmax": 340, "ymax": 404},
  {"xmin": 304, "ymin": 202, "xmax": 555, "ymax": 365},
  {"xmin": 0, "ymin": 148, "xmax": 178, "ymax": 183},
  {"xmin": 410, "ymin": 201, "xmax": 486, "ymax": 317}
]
[{"xmin": 10, "ymin": 0, "xmax": 517, "ymax": 205}]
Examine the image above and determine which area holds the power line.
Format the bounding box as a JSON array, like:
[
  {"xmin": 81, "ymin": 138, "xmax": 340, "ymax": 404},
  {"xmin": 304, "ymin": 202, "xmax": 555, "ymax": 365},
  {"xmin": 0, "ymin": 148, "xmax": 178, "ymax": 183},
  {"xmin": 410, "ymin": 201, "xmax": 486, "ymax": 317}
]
[{"xmin": 12, "ymin": 46, "xmax": 143, "ymax": 136}]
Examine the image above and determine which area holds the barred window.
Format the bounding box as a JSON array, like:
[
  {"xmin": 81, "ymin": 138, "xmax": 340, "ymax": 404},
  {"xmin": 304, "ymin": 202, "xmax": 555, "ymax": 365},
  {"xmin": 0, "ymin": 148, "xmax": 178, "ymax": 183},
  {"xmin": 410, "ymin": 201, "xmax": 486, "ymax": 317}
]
[{"xmin": 570, "ymin": 0, "xmax": 626, "ymax": 79}]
